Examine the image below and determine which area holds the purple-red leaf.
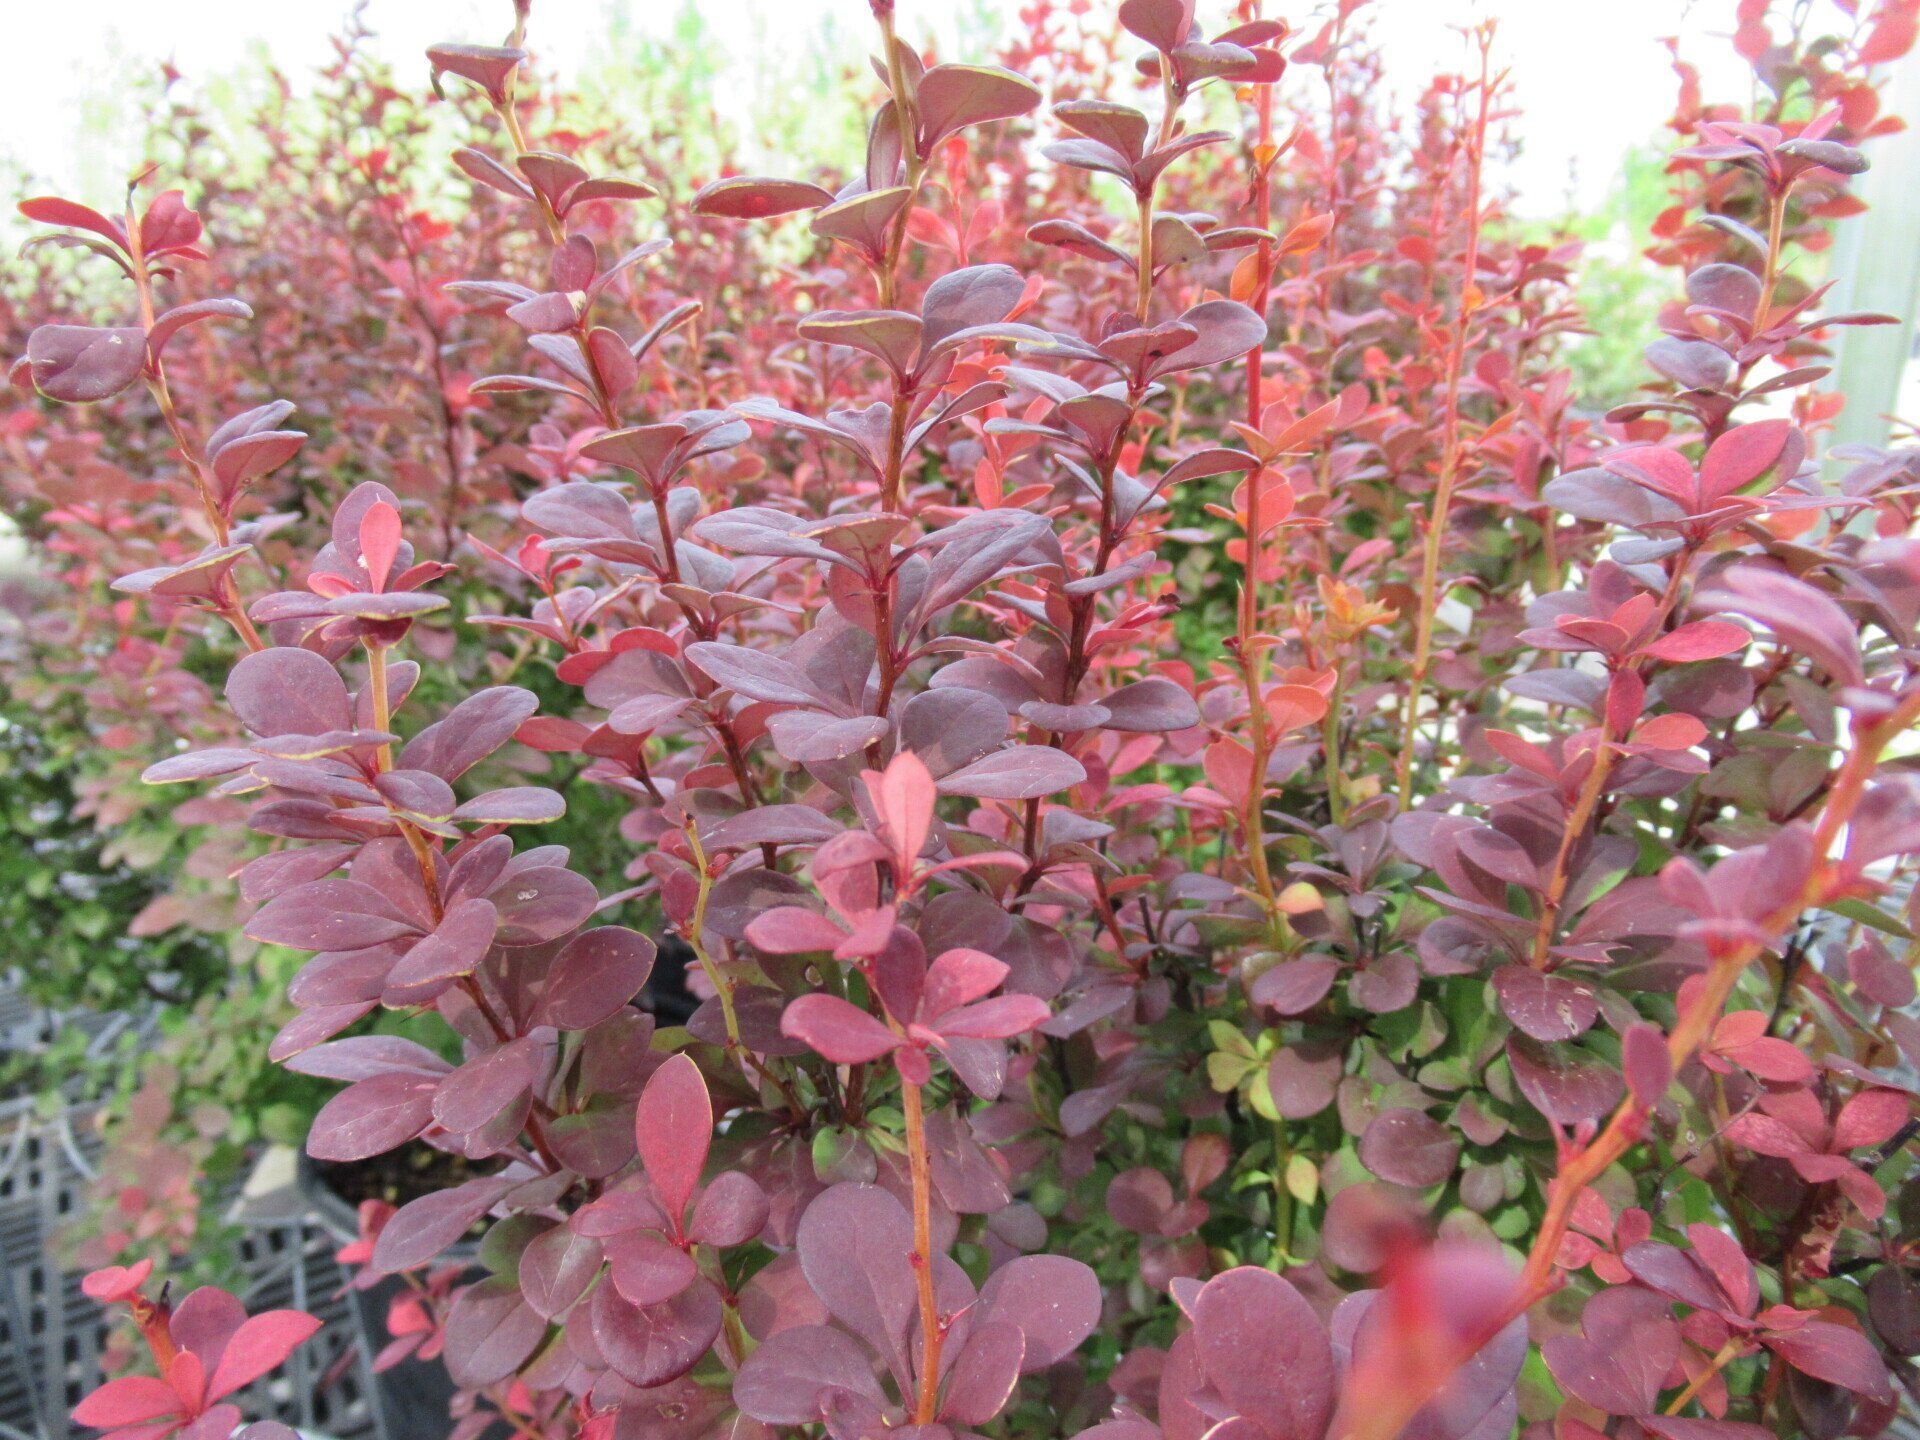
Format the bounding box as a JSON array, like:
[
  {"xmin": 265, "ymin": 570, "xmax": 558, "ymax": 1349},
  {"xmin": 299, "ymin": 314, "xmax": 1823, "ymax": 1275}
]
[
  {"xmin": 938, "ymin": 746, "xmax": 1086, "ymax": 800},
  {"xmin": 1767, "ymin": 1321, "xmax": 1894, "ymax": 1401},
  {"xmin": 691, "ymin": 176, "xmax": 834, "ymax": 219},
  {"xmin": 541, "ymin": 927, "xmax": 656, "ymax": 1029},
  {"xmin": 306, "ymin": 1072, "xmax": 437, "ymax": 1161},
  {"xmin": 915, "ymin": 65, "xmax": 1042, "ymax": 150},
  {"xmin": 26, "ymin": 324, "xmax": 146, "ymax": 402},
  {"xmin": 1358, "ymin": 1108, "xmax": 1460, "ymax": 1188}
]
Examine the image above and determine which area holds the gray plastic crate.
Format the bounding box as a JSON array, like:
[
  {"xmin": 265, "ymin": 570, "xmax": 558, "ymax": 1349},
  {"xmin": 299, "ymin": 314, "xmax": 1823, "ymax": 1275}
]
[
  {"xmin": 0, "ymin": 970, "xmax": 157, "ymax": 1067},
  {"xmin": 0, "ymin": 1096, "xmax": 376, "ymax": 1440}
]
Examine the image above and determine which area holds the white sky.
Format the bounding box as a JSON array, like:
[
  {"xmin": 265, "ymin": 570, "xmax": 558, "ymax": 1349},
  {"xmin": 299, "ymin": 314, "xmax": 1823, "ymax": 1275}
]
[{"xmin": 8, "ymin": 0, "xmax": 1750, "ymax": 217}]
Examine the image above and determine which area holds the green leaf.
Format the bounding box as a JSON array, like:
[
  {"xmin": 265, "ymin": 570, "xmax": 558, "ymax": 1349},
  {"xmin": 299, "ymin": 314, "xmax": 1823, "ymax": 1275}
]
[
  {"xmin": 1489, "ymin": 1204, "xmax": 1531, "ymax": 1240},
  {"xmin": 1248, "ymin": 1071, "xmax": 1280, "ymax": 1122},
  {"xmin": 812, "ymin": 1125, "xmax": 875, "ymax": 1182},
  {"xmin": 479, "ymin": 1213, "xmax": 544, "ymax": 1280},
  {"xmin": 1208, "ymin": 1019, "xmax": 1255, "ymax": 1056},
  {"xmin": 1208, "ymin": 1050, "xmax": 1257, "ymax": 1093},
  {"xmin": 1284, "ymin": 1153, "xmax": 1319, "ymax": 1206},
  {"xmin": 1826, "ymin": 896, "xmax": 1914, "ymax": 939}
]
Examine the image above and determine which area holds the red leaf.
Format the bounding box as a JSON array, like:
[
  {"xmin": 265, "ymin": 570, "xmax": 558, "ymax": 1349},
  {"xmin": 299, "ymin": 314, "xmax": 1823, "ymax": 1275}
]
[
  {"xmin": 865, "ymin": 752, "xmax": 936, "ymax": 877},
  {"xmin": 19, "ymin": 196, "xmax": 129, "ymax": 251},
  {"xmin": 590, "ymin": 1277, "xmax": 723, "ymax": 1388},
  {"xmin": 1640, "ymin": 620, "xmax": 1750, "ymax": 664},
  {"xmin": 1606, "ymin": 669, "xmax": 1647, "ymax": 736},
  {"xmin": 936, "ymin": 993, "xmax": 1050, "ymax": 1040},
  {"xmin": 1686, "ymin": 1222, "xmax": 1758, "ymax": 1316},
  {"xmin": 1699, "ymin": 419, "xmax": 1795, "ymax": 502},
  {"xmin": 1724, "ymin": 1112, "xmax": 1816, "ymax": 1159},
  {"xmin": 1203, "ymin": 737, "xmax": 1255, "ymax": 807},
  {"xmin": 431, "ymin": 1037, "xmax": 540, "ymax": 1135},
  {"xmin": 1860, "ymin": 9, "xmax": 1920, "ymax": 65},
  {"xmin": 516, "ymin": 715, "xmax": 592, "ymax": 752},
  {"xmin": 226, "ymin": 646, "xmax": 353, "ymax": 738},
  {"xmin": 1633, "ymin": 712, "xmax": 1708, "ymax": 751},
  {"xmin": 1713, "ymin": 1011, "xmax": 1768, "ymax": 1047},
  {"xmin": 1722, "ymin": 1036, "xmax": 1814, "ymax": 1084},
  {"xmin": 139, "ymin": 191, "xmax": 204, "ymax": 255},
  {"xmin": 1833, "ymin": 1087, "xmax": 1910, "ymax": 1151},
  {"xmin": 371, "ymin": 1178, "xmax": 514, "ymax": 1274},
  {"xmin": 383, "ymin": 898, "xmax": 500, "ymax": 999},
  {"xmin": 520, "ymin": 1226, "xmax": 604, "ymax": 1320},
  {"xmin": 744, "ymin": 906, "xmax": 848, "ymax": 955},
  {"xmin": 82, "ymin": 1258, "xmax": 154, "ymax": 1303},
  {"xmin": 444, "ymin": 1277, "xmax": 546, "ymax": 1388},
  {"xmin": 1494, "ymin": 966, "xmax": 1599, "ymax": 1043},
  {"xmin": 922, "ymin": 948, "xmax": 1010, "ymax": 1018},
  {"xmin": 781, "ymin": 994, "xmax": 903, "ymax": 1064},
  {"xmin": 1702, "ymin": 566, "xmax": 1864, "ymax": 688},
  {"xmin": 1263, "ymin": 683, "xmax": 1329, "ymax": 733},
  {"xmin": 206, "ymin": 1311, "xmax": 324, "ymax": 1400},
  {"xmin": 146, "ymin": 298, "xmax": 252, "ymax": 361},
  {"xmin": 1119, "ymin": 0, "xmax": 1196, "ymax": 53},
  {"xmin": 734, "ymin": 1325, "xmax": 888, "ymax": 1425},
  {"xmin": 1186, "ymin": 1267, "xmax": 1335, "ymax": 1436},
  {"xmin": 636, "ymin": 1054, "xmax": 712, "ymax": 1227},
  {"xmin": 72, "ymin": 1376, "xmax": 182, "ymax": 1429},
  {"xmin": 1604, "ymin": 444, "xmax": 1696, "ymax": 504},
  {"xmin": 978, "ymin": 1251, "xmax": 1102, "ymax": 1369},
  {"xmin": 358, "ymin": 501, "xmax": 402, "ymax": 592}
]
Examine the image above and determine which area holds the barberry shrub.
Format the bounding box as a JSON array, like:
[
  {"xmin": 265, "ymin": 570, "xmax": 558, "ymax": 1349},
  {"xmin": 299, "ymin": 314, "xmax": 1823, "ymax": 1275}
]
[{"xmin": 13, "ymin": 1, "xmax": 1920, "ymax": 1438}]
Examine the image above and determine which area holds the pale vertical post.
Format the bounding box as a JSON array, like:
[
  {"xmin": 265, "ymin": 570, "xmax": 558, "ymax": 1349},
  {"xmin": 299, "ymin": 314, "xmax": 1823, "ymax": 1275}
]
[{"xmin": 1827, "ymin": 47, "xmax": 1920, "ymax": 463}]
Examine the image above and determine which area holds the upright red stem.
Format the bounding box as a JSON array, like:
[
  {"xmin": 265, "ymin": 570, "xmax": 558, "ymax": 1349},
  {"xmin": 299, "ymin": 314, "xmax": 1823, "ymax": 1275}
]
[{"xmin": 1395, "ymin": 27, "xmax": 1497, "ymax": 806}]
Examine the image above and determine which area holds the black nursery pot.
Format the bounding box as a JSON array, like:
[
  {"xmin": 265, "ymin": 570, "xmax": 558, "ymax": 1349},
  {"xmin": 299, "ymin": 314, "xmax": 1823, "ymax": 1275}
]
[
  {"xmin": 647, "ymin": 933, "xmax": 700, "ymax": 1024},
  {"xmin": 297, "ymin": 1153, "xmax": 459, "ymax": 1440}
]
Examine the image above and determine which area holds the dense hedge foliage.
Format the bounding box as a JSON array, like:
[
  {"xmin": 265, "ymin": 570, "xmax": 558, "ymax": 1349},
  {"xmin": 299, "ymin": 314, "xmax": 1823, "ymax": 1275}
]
[{"xmin": 8, "ymin": 2, "xmax": 1920, "ymax": 1439}]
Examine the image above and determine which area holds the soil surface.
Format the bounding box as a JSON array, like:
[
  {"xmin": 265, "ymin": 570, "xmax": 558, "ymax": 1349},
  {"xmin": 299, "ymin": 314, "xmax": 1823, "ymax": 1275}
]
[{"xmin": 312, "ymin": 1143, "xmax": 483, "ymax": 1208}]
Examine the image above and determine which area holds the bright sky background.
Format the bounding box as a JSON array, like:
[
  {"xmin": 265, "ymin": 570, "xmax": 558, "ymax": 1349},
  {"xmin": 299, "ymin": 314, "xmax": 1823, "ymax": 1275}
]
[{"xmin": 8, "ymin": 0, "xmax": 1751, "ymax": 217}]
